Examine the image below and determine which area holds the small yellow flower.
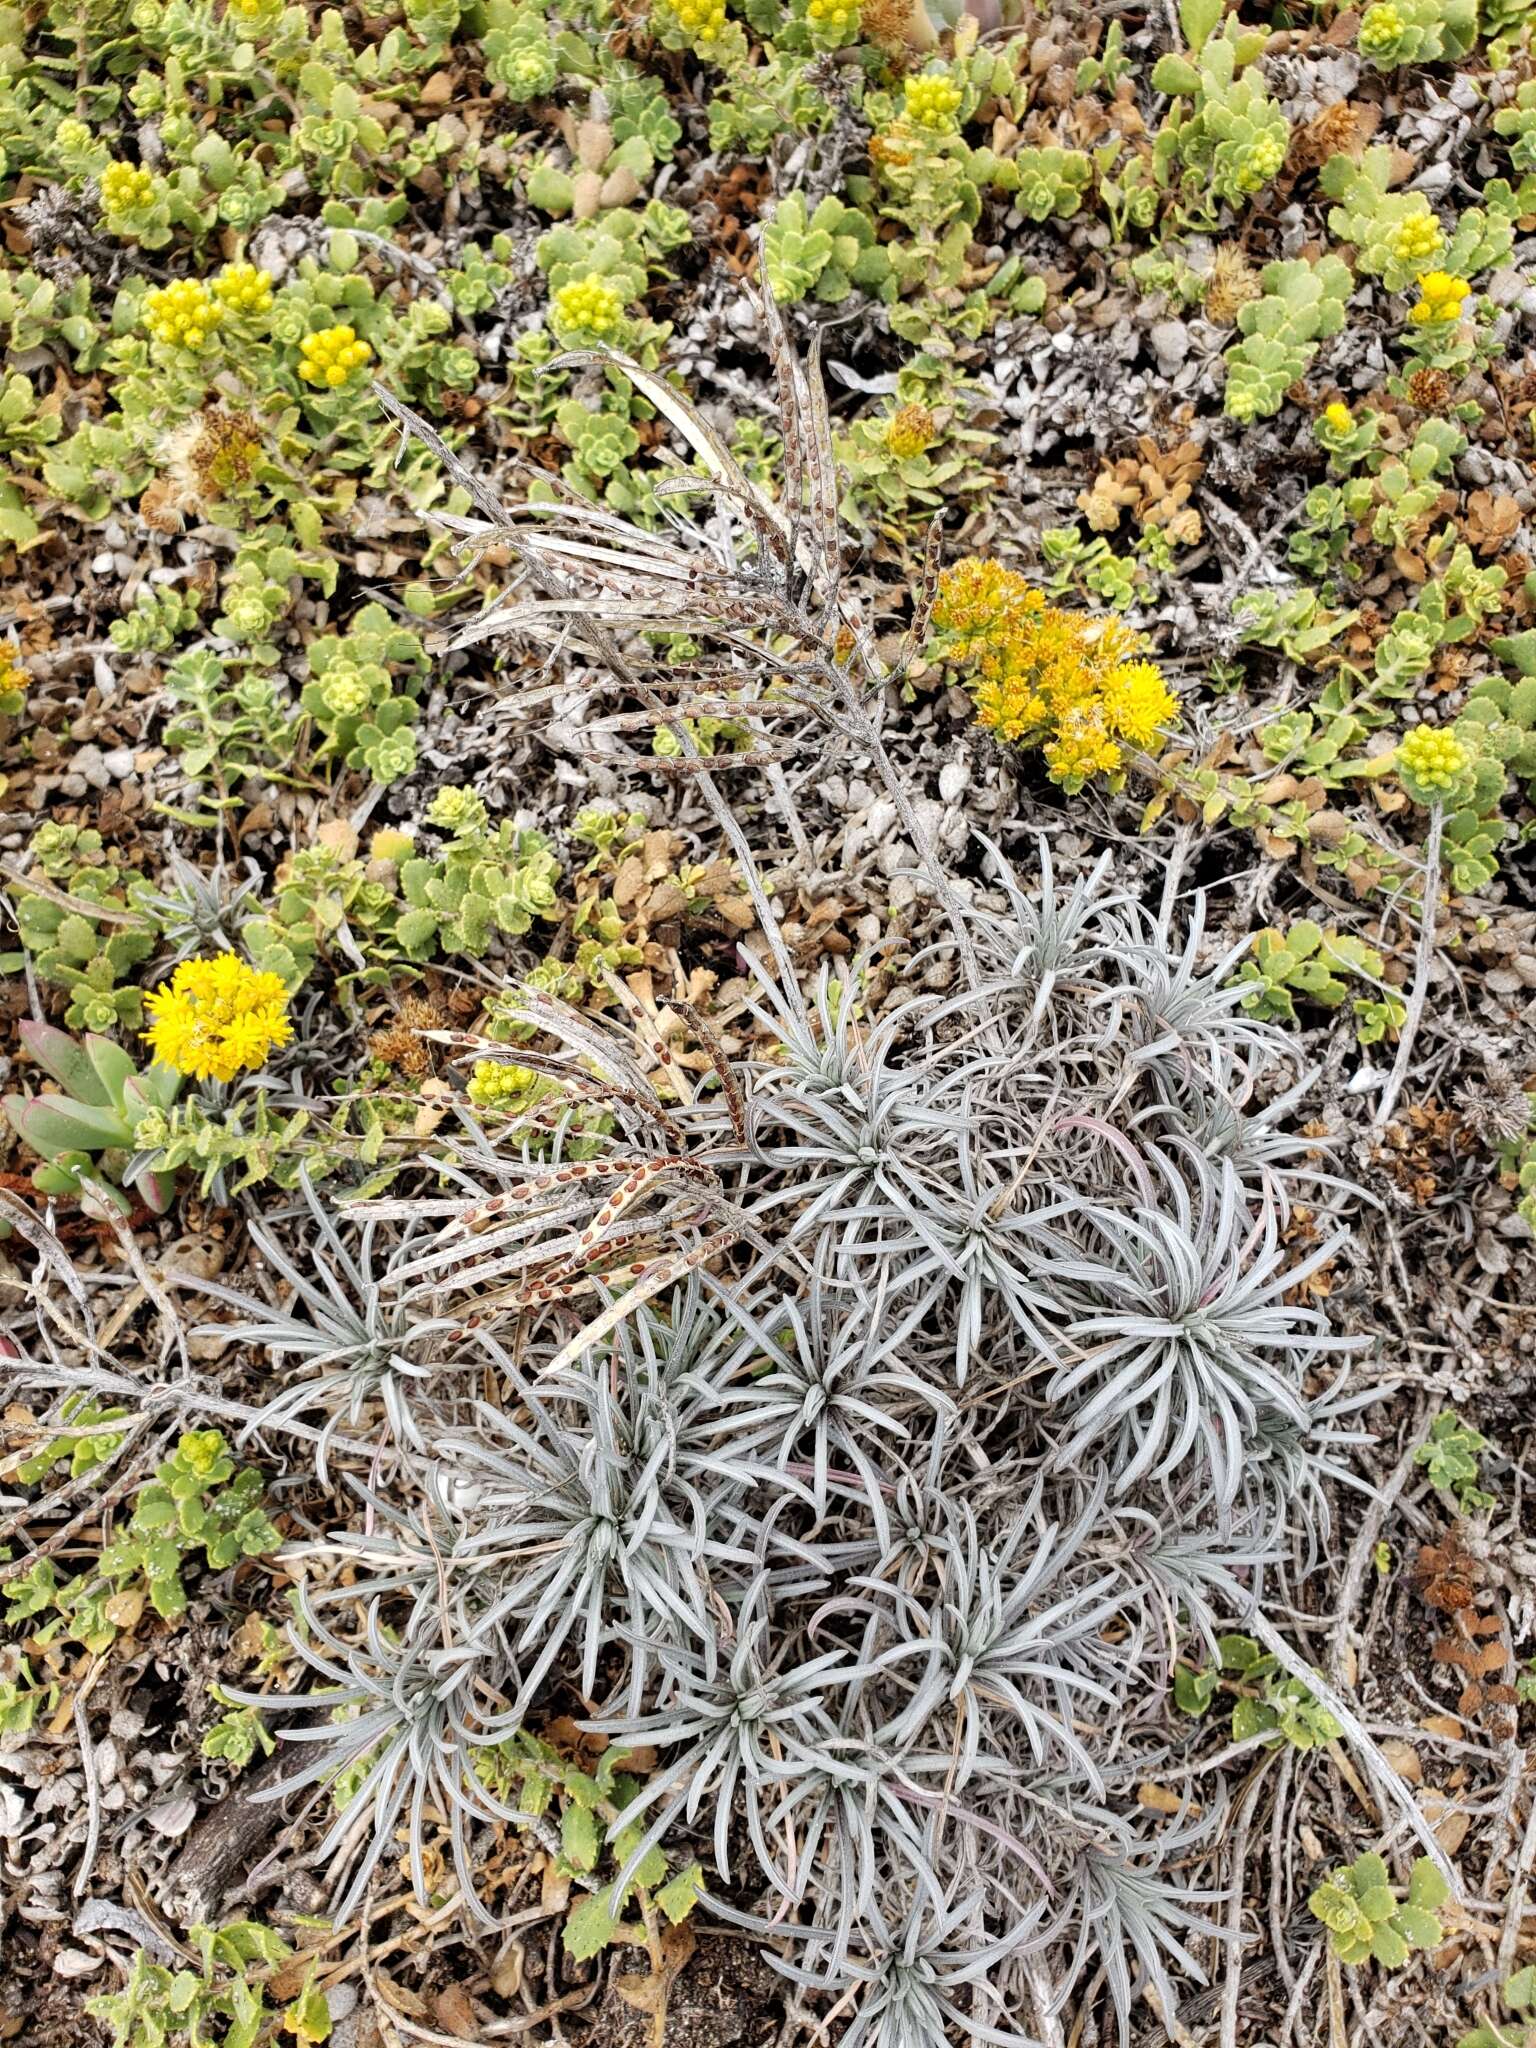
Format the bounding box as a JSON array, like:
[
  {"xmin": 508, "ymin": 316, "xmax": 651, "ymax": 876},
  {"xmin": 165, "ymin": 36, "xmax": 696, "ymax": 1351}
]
[
  {"xmin": 904, "ymin": 73, "xmax": 964, "ymax": 131},
  {"xmin": 1391, "ymin": 213, "xmax": 1444, "ymax": 268},
  {"xmin": 0, "ymin": 642, "xmax": 25, "ymax": 702},
  {"xmin": 551, "ymin": 274, "xmax": 626, "ymax": 338},
  {"xmin": 807, "ymin": 0, "xmax": 860, "ymax": 38},
  {"xmin": 143, "ymin": 278, "xmax": 224, "ymax": 352},
  {"xmin": 101, "ymin": 160, "xmax": 154, "ymax": 215},
  {"xmin": 1409, "ymin": 269, "xmax": 1470, "ymax": 326},
  {"xmin": 1397, "ymin": 724, "xmax": 1469, "ymax": 794},
  {"xmin": 467, "ymin": 1059, "xmax": 539, "ymax": 1108},
  {"xmin": 931, "ymin": 557, "xmax": 1044, "ymax": 638},
  {"xmin": 214, "ymin": 261, "xmax": 274, "ymax": 318},
  {"xmin": 1321, "ymin": 401, "xmax": 1353, "ymax": 432},
  {"xmin": 1101, "ymin": 659, "xmax": 1177, "ymax": 747},
  {"xmin": 298, "ymin": 324, "xmax": 373, "ymax": 388},
  {"xmin": 142, "ymin": 953, "xmax": 293, "ymax": 1083},
  {"xmin": 667, "ymin": 0, "xmax": 727, "ymax": 38},
  {"xmin": 885, "ymin": 401, "xmax": 936, "ymax": 460},
  {"xmin": 1045, "ymin": 703, "xmax": 1122, "ymax": 787}
]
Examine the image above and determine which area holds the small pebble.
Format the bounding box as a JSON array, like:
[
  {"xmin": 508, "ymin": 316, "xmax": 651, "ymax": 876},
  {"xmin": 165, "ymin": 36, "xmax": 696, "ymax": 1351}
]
[
  {"xmin": 1148, "ymin": 320, "xmax": 1191, "ymax": 377},
  {"xmin": 72, "ymin": 746, "xmax": 110, "ymax": 791},
  {"xmin": 52, "ymin": 1950, "xmax": 102, "ymax": 1980},
  {"xmin": 145, "ymin": 1794, "xmax": 198, "ymax": 1838},
  {"xmin": 939, "ymin": 759, "xmax": 969, "ymax": 804}
]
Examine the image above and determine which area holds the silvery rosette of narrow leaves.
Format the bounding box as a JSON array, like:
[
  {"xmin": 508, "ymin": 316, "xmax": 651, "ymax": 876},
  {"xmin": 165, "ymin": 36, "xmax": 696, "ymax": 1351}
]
[
  {"xmin": 183, "ymin": 846, "xmax": 1372, "ymax": 2038},
  {"xmin": 151, "ymin": 302, "xmax": 1394, "ymax": 2045}
]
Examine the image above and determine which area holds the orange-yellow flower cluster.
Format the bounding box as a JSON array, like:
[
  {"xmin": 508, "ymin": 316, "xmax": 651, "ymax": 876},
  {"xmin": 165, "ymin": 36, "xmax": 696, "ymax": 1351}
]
[{"xmin": 931, "ymin": 557, "xmax": 1177, "ymax": 791}]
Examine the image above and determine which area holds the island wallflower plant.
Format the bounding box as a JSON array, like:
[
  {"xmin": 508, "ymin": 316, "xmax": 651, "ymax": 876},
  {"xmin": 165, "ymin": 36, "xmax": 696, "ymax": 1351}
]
[{"xmin": 142, "ymin": 953, "xmax": 293, "ymax": 1083}]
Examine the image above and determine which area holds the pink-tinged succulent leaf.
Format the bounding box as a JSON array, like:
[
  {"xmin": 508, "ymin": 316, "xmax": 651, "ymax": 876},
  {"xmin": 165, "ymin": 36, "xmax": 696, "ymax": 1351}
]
[
  {"xmin": 126, "ymin": 1067, "xmax": 183, "ymax": 1117},
  {"xmin": 16, "ymin": 1095, "xmax": 129, "ymax": 1158},
  {"xmin": 85, "ymin": 1034, "xmax": 137, "ymax": 1106},
  {"xmin": 18, "ymin": 1021, "xmax": 114, "ymax": 1105},
  {"xmin": 128, "ymin": 1163, "xmax": 175, "ymax": 1214}
]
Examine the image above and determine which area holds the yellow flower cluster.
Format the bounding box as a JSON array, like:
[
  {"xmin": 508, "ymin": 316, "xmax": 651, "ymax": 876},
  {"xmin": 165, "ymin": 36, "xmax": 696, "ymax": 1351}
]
[
  {"xmin": 467, "ymin": 1059, "xmax": 539, "ymax": 1108},
  {"xmin": 1396, "ymin": 724, "xmax": 1469, "ymax": 793},
  {"xmin": 885, "ymin": 401, "xmax": 935, "ymax": 460},
  {"xmin": 666, "ymin": 0, "xmax": 726, "ymax": 38},
  {"xmin": 1359, "ymin": 1, "xmax": 1403, "ymax": 48},
  {"xmin": 298, "ymin": 324, "xmax": 373, "ymax": 387},
  {"xmin": 807, "ymin": 0, "xmax": 860, "ymax": 38},
  {"xmin": 143, "ymin": 279, "xmax": 224, "ymax": 351},
  {"xmin": 1409, "ymin": 270, "xmax": 1469, "ymax": 325},
  {"xmin": 1246, "ymin": 132, "xmax": 1285, "ymax": 183},
  {"xmin": 142, "ymin": 953, "xmax": 293, "ymax": 1083},
  {"xmin": 552, "ymin": 274, "xmax": 626, "ymax": 337},
  {"xmin": 904, "ymin": 74, "xmax": 963, "ymax": 130},
  {"xmin": 1392, "ymin": 214, "xmax": 1443, "ymax": 267},
  {"xmin": 0, "ymin": 641, "xmax": 25, "ymax": 700},
  {"xmin": 214, "ymin": 261, "xmax": 274, "ymax": 317},
  {"xmin": 1321, "ymin": 401, "xmax": 1353, "ymax": 432},
  {"xmin": 933, "ymin": 557, "xmax": 1177, "ymax": 791},
  {"xmin": 101, "ymin": 161, "xmax": 154, "ymax": 214}
]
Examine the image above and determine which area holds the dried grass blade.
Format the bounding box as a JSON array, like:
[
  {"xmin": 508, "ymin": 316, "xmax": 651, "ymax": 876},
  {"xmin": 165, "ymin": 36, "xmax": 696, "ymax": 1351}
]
[
  {"xmin": 372, "ymin": 384, "xmax": 510, "ymax": 525},
  {"xmin": 546, "ymin": 347, "xmax": 784, "ymax": 536}
]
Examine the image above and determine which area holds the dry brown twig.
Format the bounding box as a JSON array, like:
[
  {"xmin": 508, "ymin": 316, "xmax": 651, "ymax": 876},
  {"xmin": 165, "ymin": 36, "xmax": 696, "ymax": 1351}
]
[{"xmin": 1327, "ymin": 1401, "xmax": 1430, "ymax": 1690}]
